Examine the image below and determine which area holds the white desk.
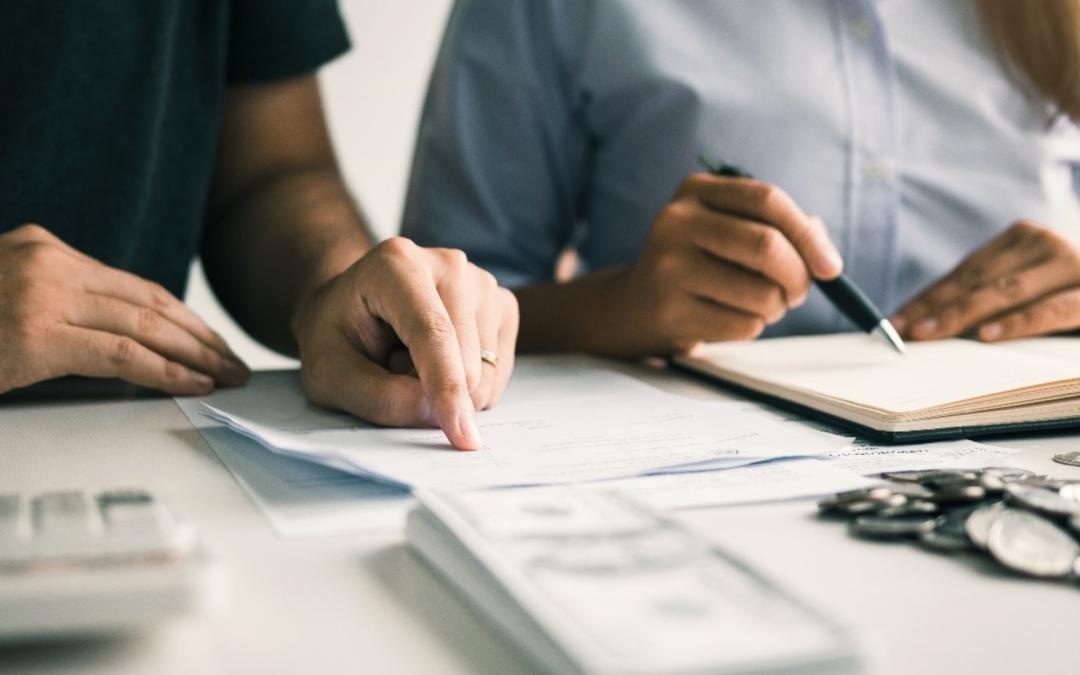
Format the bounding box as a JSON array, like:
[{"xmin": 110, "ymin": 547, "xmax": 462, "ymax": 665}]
[{"xmin": 2, "ymin": 357, "xmax": 1079, "ymax": 675}]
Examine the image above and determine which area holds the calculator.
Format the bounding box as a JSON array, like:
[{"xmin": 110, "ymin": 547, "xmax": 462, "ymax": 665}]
[{"xmin": 0, "ymin": 489, "xmax": 228, "ymax": 641}]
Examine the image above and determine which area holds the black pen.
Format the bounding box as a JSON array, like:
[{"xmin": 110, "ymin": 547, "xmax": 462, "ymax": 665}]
[{"xmin": 698, "ymin": 155, "xmax": 906, "ymax": 355}]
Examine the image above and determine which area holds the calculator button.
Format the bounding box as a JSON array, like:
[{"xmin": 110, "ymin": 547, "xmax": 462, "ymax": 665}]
[
  {"xmin": 32, "ymin": 491, "xmax": 104, "ymax": 559},
  {"xmin": 99, "ymin": 490, "xmax": 197, "ymax": 557},
  {"xmin": 0, "ymin": 493, "xmax": 31, "ymax": 564}
]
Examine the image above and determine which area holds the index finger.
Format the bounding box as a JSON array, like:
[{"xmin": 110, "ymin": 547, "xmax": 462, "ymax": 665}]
[
  {"xmin": 684, "ymin": 174, "xmax": 843, "ymax": 279},
  {"xmin": 369, "ymin": 266, "xmax": 483, "ymax": 451}
]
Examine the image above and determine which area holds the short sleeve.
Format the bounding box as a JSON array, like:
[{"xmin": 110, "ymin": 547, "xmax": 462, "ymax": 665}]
[
  {"xmin": 227, "ymin": 0, "xmax": 351, "ymax": 83},
  {"xmin": 401, "ymin": 0, "xmax": 592, "ymax": 288}
]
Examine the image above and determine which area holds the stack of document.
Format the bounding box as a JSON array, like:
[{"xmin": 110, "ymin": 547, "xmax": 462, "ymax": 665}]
[
  {"xmin": 202, "ymin": 362, "xmax": 849, "ymax": 491},
  {"xmin": 178, "ymin": 356, "xmax": 1019, "ymax": 538}
]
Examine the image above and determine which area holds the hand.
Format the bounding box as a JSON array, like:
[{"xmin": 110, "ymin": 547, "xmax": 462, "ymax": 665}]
[
  {"xmin": 0, "ymin": 224, "xmax": 249, "ymax": 395},
  {"xmin": 605, "ymin": 173, "xmax": 843, "ymax": 355},
  {"xmin": 892, "ymin": 220, "xmax": 1080, "ymax": 342},
  {"xmin": 291, "ymin": 237, "xmax": 519, "ymax": 451}
]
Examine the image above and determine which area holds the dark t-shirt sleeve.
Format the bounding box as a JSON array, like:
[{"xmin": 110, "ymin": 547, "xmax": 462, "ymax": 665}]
[{"xmin": 227, "ymin": 0, "xmax": 351, "ymax": 83}]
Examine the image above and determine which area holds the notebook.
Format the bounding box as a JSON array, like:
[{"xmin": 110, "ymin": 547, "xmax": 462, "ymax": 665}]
[{"xmin": 673, "ymin": 334, "xmax": 1080, "ymax": 442}]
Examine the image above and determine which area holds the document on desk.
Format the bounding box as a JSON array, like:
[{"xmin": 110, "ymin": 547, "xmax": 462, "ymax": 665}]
[
  {"xmin": 604, "ymin": 458, "xmax": 876, "ymax": 511},
  {"xmin": 175, "ymin": 394, "xmax": 412, "ymax": 537},
  {"xmin": 202, "ymin": 363, "xmax": 848, "ymax": 491},
  {"xmin": 824, "ymin": 438, "xmax": 1021, "ymax": 475}
]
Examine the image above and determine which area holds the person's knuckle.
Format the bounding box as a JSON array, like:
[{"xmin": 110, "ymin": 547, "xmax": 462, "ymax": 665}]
[
  {"xmin": 162, "ymin": 360, "xmax": 185, "ymax": 383},
  {"xmin": 441, "ymin": 248, "xmax": 468, "ymax": 269},
  {"xmin": 414, "ymin": 308, "xmax": 456, "ymax": 342},
  {"xmin": 750, "ymin": 226, "xmax": 783, "ymax": 260},
  {"xmin": 144, "ymin": 282, "xmax": 173, "ymax": 310},
  {"xmin": 679, "ymin": 174, "xmax": 709, "ymax": 195},
  {"xmin": 379, "ymin": 236, "xmax": 417, "ymax": 260},
  {"xmin": 478, "ymin": 268, "xmax": 499, "ymax": 292},
  {"xmin": 110, "ymin": 336, "xmax": 138, "ymax": 368},
  {"xmin": 18, "ymin": 240, "xmax": 63, "ymax": 270},
  {"xmin": 670, "ymin": 197, "xmax": 705, "ymax": 225},
  {"xmin": 12, "ymin": 223, "xmax": 54, "ymax": 243},
  {"xmin": 1014, "ymin": 219, "xmax": 1042, "ymax": 237},
  {"xmin": 993, "ymin": 274, "xmax": 1024, "ymax": 301},
  {"xmin": 135, "ymin": 307, "xmax": 162, "ymax": 338},
  {"xmin": 749, "ymin": 183, "xmax": 781, "ymax": 211}
]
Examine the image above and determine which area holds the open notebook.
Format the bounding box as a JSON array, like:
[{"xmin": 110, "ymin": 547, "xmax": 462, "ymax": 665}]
[{"xmin": 674, "ymin": 335, "xmax": 1080, "ymax": 442}]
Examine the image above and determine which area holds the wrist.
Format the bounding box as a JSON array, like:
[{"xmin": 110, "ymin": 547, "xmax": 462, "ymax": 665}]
[{"xmin": 514, "ymin": 267, "xmax": 632, "ymax": 355}]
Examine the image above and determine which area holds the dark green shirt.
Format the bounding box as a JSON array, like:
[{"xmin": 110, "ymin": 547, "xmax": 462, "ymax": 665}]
[{"xmin": 1, "ymin": 0, "xmax": 350, "ymax": 296}]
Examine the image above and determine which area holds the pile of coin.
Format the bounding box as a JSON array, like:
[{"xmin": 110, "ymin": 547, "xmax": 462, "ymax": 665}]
[{"xmin": 818, "ymin": 467, "xmax": 1080, "ymax": 580}]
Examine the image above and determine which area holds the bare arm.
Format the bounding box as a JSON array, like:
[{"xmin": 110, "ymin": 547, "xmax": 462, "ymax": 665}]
[
  {"xmin": 200, "ymin": 75, "xmax": 519, "ymax": 450},
  {"xmin": 201, "ymin": 75, "xmax": 367, "ymax": 355}
]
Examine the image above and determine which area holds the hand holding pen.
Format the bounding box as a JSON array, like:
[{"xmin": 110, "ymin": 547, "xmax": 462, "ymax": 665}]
[
  {"xmin": 698, "ymin": 156, "xmax": 905, "ymax": 353},
  {"xmin": 582, "ymin": 154, "xmax": 851, "ymax": 356}
]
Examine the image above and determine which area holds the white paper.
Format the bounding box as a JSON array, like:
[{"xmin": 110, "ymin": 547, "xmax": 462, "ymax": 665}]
[
  {"xmin": 204, "ymin": 364, "xmax": 845, "ymax": 491},
  {"xmin": 824, "ymin": 438, "xmax": 1022, "ymax": 476},
  {"xmin": 605, "ymin": 458, "xmax": 876, "ymax": 511},
  {"xmin": 689, "ymin": 334, "xmax": 1080, "ymax": 413},
  {"xmin": 175, "ymin": 394, "xmax": 412, "ymax": 538}
]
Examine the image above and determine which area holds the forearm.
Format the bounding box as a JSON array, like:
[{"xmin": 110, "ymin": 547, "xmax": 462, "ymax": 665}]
[
  {"xmin": 201, "ymin": 165, "xmax": 371, "ymax": 355},
  {"xmin": 514, "ymin": 267, "xmax": 631, "ymax": 355}
]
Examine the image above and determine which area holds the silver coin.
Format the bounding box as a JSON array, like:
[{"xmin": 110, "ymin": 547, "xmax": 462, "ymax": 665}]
[
  {"xmin": 935, "ymin": 508, "xmax": 977, "ymax": 539},
  {"xmin": 838, "ymin": 494, "xmax": 907, "ymax": 515},
  {"xmin": 1008, "ymin": 476, "xmax": 1072, "ymax": 490},
  {"xmin": 1006, "ymin": 487, "xmax": 1080, "ymax": 519},
  {"xmin": 1058, "ymin": 483, "xmax": 1080, "ymax": 504},
  {"xmin": 852, "ymin": 514, "xmax": 937, "ymax": 539},
  {"xmin": 986, "ymin": 510, "xmax": 1080, "ymax": 578},
  {"xmin": 977, "ymin": 473, "xmax": 1006, "ymax": 494},
  {"xmin": 876, "ymin": 500, "xmax": 938, "ymax": 518},
  {"xmin": 981, "ymin": 467, "xmax": 1036, "ymax": 482},
  {"xmin": 919, "ymin": 529, "xmax": 975, "ymax": 552},
  {"xmin": 882, "ymin": 469, "xmax": 975, "ymax": 484},
  {"xmin": 927, "ymin": 485, "xmax": 986, "ymax": 504},
  {"xmin": 818, "ymin": 486, "xmax": 893, "ymax": 511},
  {"xmin": 964, "ymin": 503, "xmax": 1009, "ymax": 550},
  {"xmin": 1052, "ymin": 451, "xmax": 1080, "ymax": 468},
  {"xmin": 882, "ymin": 481, "xmax": 934, "ymax": 500}
]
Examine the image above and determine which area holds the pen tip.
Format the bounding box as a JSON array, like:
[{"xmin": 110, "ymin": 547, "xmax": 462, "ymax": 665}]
[{"xmin": 876, "ymin": 321, "xmax": 907, "ymax": 355}]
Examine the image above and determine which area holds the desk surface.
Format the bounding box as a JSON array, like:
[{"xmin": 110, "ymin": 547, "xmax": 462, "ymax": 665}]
[{"xmin": 2, "ymin": 357, "xmax": 1079, "ymax": 675}]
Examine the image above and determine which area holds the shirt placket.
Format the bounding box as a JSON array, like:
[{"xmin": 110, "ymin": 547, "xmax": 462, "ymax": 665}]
[{"xmin": 833, "ymin": 0, "xmax": 901, "ymax": 325}]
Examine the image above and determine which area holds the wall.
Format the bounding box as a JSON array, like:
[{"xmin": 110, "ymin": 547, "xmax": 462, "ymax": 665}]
[{"xmin": 183, "ymin": 0, "xmax": 454, "ymax": 369}]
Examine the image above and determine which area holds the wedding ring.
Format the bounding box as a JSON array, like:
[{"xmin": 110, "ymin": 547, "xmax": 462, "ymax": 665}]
[{"xmin": 479, "ymin": 349, "xmax": 499, "ymax": 367}]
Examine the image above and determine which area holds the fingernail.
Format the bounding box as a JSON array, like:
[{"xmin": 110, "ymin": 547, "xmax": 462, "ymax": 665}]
[
  {"xmin": 912, "ymin": 317, "xmax": 938, "ymax": 337},
  {"xmin": 815, "ymin": 247, "xmax": 843, "ymax": 278},
  {"xmin": 456, "ymin": 412, "xmax": 483, "ymax": 451},
  {"xmin": 980, "ymin": 322, "xmax": 1003, "ymax": 341},
  {"xmin": 191, "ymin": 372, "xmax": 214, "ymax": 391},
  {"xmin": 223, "ymin": 358, "xmax": 249, "ymax": 383}
]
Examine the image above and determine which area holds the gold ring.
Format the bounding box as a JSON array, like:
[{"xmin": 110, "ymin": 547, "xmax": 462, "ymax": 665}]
[{"xmin": 479, "ymin": 349, "xmax": 499, "ymax": 367}]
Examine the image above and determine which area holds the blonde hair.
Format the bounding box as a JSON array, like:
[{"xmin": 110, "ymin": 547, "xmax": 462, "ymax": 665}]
[{"xmin": 978, "ymin": 0, "xmax": 1080, "ymax": 123}]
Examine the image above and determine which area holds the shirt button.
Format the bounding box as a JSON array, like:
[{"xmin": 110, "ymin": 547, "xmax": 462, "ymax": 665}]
[
  {"xmin": 851, "ymin": 17, "xmax": 874, "ymax": 42},
  {"xmin": 863, "ymin": 159, "xmax": 890, "ymax": 183}
]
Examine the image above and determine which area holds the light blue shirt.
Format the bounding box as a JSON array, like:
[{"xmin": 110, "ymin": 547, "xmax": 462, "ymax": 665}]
[{"xmin": 402, "ymin": 0, "xmax": 1080, "ymax": 337}]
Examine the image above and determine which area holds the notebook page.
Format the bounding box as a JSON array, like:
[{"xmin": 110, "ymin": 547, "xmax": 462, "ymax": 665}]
[{"xmin": 688, "ymin": 334, "xmax": 1080, "ymax": 414}]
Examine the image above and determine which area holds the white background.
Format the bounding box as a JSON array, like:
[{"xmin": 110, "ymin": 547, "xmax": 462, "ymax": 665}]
[{"xmin": 183, "ymin": 0, "xmax": 454, "ymax": 369}]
